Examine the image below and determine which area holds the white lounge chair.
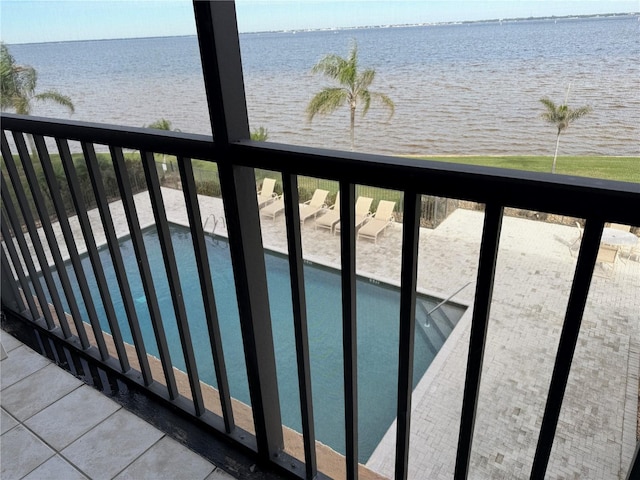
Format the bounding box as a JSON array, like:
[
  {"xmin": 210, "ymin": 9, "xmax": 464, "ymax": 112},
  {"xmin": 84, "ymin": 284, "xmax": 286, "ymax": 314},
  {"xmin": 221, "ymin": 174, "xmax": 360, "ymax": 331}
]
[
  {"xmin": 594, "ymin": 244, "xmax": 618, "ymax": 278},
  {"xmin": 257, "ymin": 177, "xmax": 277, "ymax": 208},
  {"xmin": 260, "ymin": 195, "xmax": 285, "ymax": 220},
  {"xmin": 334, "ymin": 196, "xmax": 373, "ymax": 235},
  {"xmin": 357, "ymin": 200, "xmax": 396, "ymax": 243},
  {"xmin": 609, "ymin": 223, "xmax": 630, "ymax": 232},
  {"xmin": 299, "ymin": 189, "xmax": 329, "ymax": 224},
  {"xmin": 315, "ymin": 192, "xmax": 340, "ymax": 232},
  {"xmin": 569, "ymin": 221, "xmax": 583, "ymax": 256}
]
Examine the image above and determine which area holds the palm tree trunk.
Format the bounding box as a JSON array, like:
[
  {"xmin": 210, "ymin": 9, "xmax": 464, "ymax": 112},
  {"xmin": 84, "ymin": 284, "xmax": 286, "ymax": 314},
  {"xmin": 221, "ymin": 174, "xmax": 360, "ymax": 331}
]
[
  {"xmin": 551, "ymin": 132, "xmax": 561, "ymax": 174},
  {"xmin": 350, "ymin": 105, "xmax": 356, "ymax": 151}
]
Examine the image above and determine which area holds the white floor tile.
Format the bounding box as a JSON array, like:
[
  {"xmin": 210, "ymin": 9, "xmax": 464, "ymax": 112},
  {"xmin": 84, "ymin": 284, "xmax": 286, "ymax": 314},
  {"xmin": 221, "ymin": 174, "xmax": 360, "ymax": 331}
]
[
  {"xmin": 114, "ymin": 436, "xmax": 215, "ymax": 480},
  {"xmin": 22, "ymin": 454, "xmax": 88, "ymax": 480},
  {"xmin": 2, "ymin": 363, "xmax": 82, "ymax": 421},
  {"xmin": 0, "ymin": 424, "xmax": 55, "ymax": 479},
  {"xmin": 0, "ymin": 330, "xmax": 22, "ymax": 353},
  {"xmin": 1, "ymin": 407, "xmax": 18, "ymax": 434},
  {"xmin": 61, "ymin": 409, "xmax": 164, "ymax": 480},
  {"xmin": 0, "ymin": 345, "xmax": 50, "ymax": 390},
  {"xmin": 25, "ymin": 385, "xmax": 121, "ymax": 450}
]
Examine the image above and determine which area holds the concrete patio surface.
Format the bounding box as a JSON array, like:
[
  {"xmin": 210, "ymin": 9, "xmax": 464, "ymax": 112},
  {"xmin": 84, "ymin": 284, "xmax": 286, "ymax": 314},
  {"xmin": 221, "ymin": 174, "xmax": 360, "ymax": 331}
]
[{"xmin": 3, "ymin": 186, "xmax": 639, "ymax": 479}]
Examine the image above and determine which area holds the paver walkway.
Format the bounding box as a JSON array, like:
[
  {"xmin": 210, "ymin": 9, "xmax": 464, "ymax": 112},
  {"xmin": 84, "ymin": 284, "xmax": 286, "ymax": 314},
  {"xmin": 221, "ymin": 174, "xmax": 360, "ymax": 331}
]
[{"xmin": 5, "ymin": 186, "xmax": 639, "ymax": 479}]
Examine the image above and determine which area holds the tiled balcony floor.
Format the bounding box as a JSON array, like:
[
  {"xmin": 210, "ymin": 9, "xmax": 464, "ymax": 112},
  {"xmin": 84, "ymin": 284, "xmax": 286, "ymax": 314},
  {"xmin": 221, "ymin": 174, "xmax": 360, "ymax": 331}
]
[{"xmin": 0, "ymin": 328, "xmax": 236, "ymax": 480}]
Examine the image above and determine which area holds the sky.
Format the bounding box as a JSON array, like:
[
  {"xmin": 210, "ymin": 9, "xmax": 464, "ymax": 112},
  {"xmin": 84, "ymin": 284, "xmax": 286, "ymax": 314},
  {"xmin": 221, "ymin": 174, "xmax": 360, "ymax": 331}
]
[{"xmin": 1, "ymin": 0, "xmax": 638, "ymax": 44}]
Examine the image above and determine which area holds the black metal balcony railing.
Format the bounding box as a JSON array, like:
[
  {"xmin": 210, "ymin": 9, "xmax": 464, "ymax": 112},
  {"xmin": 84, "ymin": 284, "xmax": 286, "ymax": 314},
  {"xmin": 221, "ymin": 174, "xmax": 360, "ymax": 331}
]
[
  {"xmin": 2, "ymin": 112, "xmax": 639, "ymax": 480},
  {"xmin": 2, "ymin": 3, "xmax": 640, "ymax": 480}
]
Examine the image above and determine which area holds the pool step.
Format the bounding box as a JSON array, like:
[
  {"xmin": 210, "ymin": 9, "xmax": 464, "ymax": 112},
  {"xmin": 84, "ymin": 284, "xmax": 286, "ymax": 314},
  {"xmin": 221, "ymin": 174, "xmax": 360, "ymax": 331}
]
[{"xmin": 416, "ymin": 301, "xmax": 456, "ymax": 354}]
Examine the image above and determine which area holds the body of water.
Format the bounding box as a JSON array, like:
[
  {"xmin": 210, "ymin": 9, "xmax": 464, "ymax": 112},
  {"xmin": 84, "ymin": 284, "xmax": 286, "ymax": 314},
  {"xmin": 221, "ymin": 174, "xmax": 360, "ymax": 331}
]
[{"xmin": 9, "ymin": 15, "xmax": 639, "ymax": 156}]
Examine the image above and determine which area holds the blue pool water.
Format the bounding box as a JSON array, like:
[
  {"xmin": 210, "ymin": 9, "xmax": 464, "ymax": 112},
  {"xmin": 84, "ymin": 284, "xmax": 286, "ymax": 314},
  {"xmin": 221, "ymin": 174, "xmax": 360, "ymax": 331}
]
[{"xmin": 35, "ymin": 223, "xmax": 465, "ymax": 461}]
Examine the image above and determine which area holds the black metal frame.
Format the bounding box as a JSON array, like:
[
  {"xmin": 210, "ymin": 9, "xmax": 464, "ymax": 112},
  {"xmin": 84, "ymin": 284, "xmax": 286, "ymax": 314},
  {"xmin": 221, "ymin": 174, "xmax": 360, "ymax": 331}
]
[{"xmin": 2, "ymin": 1, "xmax": 640, "ymax": 479}]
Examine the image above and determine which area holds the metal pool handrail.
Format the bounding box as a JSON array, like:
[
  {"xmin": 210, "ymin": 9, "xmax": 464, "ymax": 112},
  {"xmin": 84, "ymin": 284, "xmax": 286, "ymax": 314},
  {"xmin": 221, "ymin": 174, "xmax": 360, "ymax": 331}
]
[{"xmin": 427, "ymin": 281, "xmax": 473, "ymax": 315}]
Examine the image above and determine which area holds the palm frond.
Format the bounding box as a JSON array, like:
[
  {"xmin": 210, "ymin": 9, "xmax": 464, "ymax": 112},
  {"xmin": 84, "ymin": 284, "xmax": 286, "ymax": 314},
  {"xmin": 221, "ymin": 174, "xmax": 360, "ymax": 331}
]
[
  {"xmin": 311, "ymin": 54, "xmax": 349, "ymax": 82},
  {"xmin": 539, "ymin": 97, "xmax": 559, "ymax": 122},
  {"xmin": 33, "ymin": 91, "xmax": 75, "ymax": 114},
  {"xmin": 13, "ymin": 96, "xmax": 31, "ymax": 115},
  {"xmin": 147, "ymin": 118, "xmax": 173, "ymax": 130},
  {"xmin": 372, "ymin": 92, "xmax": 395, "ymax": 119},
  {"xmin": 306, "ymin": 88, "xmax": 347, "ymax": 121},
  {"xmin": 568, "ymin": 105, "xmax": 593, "ymax": 121},
  {"xmin": 15, "ymin": 65, "xmax": 37, "ymax": 94},
  {"xmin": 359, "ymin": 90, "xmax": 371, "ymax": 116},
  {"xmin": 357, "ymin": 69, "xmax": 376, "ymax": 92}
]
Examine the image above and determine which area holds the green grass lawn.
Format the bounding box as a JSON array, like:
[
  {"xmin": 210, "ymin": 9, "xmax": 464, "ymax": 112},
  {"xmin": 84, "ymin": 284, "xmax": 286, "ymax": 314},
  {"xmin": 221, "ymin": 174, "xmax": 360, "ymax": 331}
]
[
  {"xmin": 410, "ymin": 155, "xmax": 640, "ymax": 183},
  {"xmin": 189, "ymin": 154, "xmax": 640, "ymax": 183}
]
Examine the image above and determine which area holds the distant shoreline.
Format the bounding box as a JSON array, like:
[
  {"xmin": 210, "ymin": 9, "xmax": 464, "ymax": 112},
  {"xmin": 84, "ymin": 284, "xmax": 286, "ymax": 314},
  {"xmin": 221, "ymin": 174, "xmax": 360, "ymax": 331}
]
[
  {"xmin": 246, "ymin": 11, "xmax": 638, "ymax": 35},
  {"xmin": 7, "ymin": 12, "xmax": 638, "ymax": 46}
]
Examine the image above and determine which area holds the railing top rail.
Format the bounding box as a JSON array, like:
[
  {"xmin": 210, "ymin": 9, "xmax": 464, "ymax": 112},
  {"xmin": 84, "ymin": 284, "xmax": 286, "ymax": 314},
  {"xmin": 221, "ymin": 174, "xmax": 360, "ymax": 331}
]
[
  {"xmin": 1, "ymin": 113, "xmax": 215, "ymax": 160},
  {"xmin": 236, "ymin": 141, "xmax": 640, "ymax": 224},
  {"xmin": 3, "ymin": 113, "xmax": 639, "ymax": 225}
]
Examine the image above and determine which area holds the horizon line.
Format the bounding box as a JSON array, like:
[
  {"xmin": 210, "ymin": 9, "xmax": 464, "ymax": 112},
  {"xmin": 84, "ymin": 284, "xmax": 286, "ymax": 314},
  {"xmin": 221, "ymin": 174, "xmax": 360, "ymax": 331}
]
[{"xmin": 5, "ymin": 11, "xmax": 637, "ymax": 46}]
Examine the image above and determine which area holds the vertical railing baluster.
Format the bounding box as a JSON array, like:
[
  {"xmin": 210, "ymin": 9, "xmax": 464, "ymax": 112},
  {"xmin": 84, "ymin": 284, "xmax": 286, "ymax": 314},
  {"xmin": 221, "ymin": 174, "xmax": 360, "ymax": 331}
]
[
  {"xmin": 139, "ymin": 150, "xmax": 205, "ymax": 416},
  {"xmin": 79, "ymin": 142, "xmax": 154, "ymax": 386},
  {"xmin": 282, "ymin": 173, "xmax": 317, "ymax": 479},
  {"xmin": 177, "ymin": 156, "xmax": 234, "ymax": 430},
  {"xmin": 33, "ymin": 135, "xmax": 112, "ymax": 362},
  {"xmin": 105, "ymin": 146, "xmax": 179, "ymax": 399},
  {"xmin": 1, "ymin": 243, "xmax": 26, "ymax": 313},
  {"xmin": 1, "ymin": 133, "xmax": 74, "ymax": 340},
  {"xmin": 339, "ymin": 181, "xmax": 358, "ymax": 480},
  {"xmin": 395, "ymin": 191, "xmax": 421, "ymax": 480},
  {"xmin": 530, "ymin": 219, "xmax": 604, "ymax": 479},
  {"xmin": 0, "ymin": 198, "xmax": 53, "ymax": 329},
  {"xmin": 455, "ymin": 203, "xmax": 503, "ymax": 479},
  {"xmin": 49, "ymin": 137, "xmax": 131, "ymax": 373},
  {"xmin": 1, "ymin": 215, "xmax": 37, "ymax": 319},
  {"xmin": 12, "ymin": 132, "xmax": 94, "ymax": 351}
]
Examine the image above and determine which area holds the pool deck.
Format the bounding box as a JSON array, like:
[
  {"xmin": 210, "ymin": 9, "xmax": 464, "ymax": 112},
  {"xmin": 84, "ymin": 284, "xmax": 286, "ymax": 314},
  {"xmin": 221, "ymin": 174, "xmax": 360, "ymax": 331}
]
[{"xmin": 4, "ymin": 186, "xmax": 639, "ymax": 479}]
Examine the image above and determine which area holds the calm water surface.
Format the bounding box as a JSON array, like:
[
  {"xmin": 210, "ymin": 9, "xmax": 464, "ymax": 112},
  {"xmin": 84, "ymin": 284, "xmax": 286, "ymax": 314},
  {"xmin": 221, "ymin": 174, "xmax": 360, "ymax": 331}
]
[{"xmin": 9, "ymin": 15, "xmax": 639, "ymax": 156}]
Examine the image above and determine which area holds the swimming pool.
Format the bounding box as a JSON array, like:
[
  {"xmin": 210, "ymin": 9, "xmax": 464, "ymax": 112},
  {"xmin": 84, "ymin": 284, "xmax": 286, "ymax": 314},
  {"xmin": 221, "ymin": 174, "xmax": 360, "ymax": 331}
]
[{"xmin": 35, "ymin": 223, "xmax": 466, "ymax": 461}]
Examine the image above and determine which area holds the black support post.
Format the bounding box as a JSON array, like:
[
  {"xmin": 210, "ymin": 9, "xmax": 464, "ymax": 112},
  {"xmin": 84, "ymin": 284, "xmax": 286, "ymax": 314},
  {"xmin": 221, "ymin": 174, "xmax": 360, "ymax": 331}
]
[
  {"xmin": 193, "ymin": 0, "xmax": 284, "ymax": 459},
  {"xmin": 339, "ymin": 181, "xmax": 358, "ymax": 480}
]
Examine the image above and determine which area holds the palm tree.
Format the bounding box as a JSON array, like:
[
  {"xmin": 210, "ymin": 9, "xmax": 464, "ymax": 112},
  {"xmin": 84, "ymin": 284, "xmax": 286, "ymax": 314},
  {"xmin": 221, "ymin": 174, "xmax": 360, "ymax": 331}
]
[
  {"xmin": 1, "ymin": 42, "xmax": 74, "ymax": 116},
  {"xmin": 145, "ymin": 118, "xmax": 181, "ymax": 167},
  {"xmin": 307, "ymin": 41, "xmax": 394, "ymax": 151},
  {"xmin": 250, "ymin": 126, "xmax": 269, "ymax": 142},
  {"xmin": 539, "ymin": 95, "xmax": 592, "ymax": 173},
  {"xmin": 146, "ymin": 118, "xmax": 178, "ymax": 131}
]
